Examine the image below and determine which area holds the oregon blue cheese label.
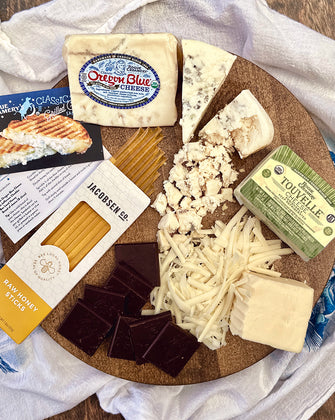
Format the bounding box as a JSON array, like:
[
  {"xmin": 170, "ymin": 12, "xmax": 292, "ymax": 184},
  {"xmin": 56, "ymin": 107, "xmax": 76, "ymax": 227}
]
[{"xmin": 79, "ymin": 53, "xmax": 161, "ymax": 109}]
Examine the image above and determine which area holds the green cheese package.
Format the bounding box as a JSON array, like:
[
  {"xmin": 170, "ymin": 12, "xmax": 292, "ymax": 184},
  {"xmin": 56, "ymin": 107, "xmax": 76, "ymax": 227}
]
[{"xmin": 234, "ymin": 145, "xmax": 335, "ymax": 261}]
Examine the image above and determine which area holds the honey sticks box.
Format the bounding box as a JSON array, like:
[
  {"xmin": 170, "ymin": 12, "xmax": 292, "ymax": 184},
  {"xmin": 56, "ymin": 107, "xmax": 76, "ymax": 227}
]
[{"xmin": 0, "ymin": 159, "xmax": 150, "ymax": 343}]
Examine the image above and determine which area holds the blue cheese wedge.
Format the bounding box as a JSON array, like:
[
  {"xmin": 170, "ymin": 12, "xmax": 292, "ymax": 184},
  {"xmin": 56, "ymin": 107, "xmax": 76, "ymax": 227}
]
[
  {"xmin": 63, "ymin": 33, "xmax": 179, "ymax": 127},
  {"xmin": 229, "ymin": 272, "xmax": 314, "ymax": 353},
  {"xmin": 180, "ymin": 39, "xmax": 236, "ymax": 144},
  {"xmin": 234, "ymin": 145, "xmax": 335, "ymax": 260},
  {"xmin": 199, "ymin": 90, "xmax": 274, "ymax": 158}
]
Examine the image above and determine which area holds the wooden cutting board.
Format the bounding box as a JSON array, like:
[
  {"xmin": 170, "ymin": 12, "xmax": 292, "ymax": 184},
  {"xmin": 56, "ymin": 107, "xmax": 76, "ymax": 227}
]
[{"xmin": 2, "ymin": 55, "xmax": 335, "ymax": 385}]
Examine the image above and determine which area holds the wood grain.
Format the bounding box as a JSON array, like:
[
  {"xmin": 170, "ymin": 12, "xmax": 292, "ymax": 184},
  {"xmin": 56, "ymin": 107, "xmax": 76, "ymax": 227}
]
[
  {"xmin": 2, "ymin": 54, "xmax": 334, "ymax": 385},
  {"xmin": 1, "ymin": 0, "xmax": 335, "ymax": 418}
]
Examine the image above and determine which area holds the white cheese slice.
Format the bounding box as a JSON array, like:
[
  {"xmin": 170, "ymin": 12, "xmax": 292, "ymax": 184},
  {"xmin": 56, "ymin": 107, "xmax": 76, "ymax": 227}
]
[
  {"xmin": 63, "ymin": 33, "xmax": 179, "ymax": 127},
  {"xmin": 229, "ymin": 272, "xmax": 314, "ymax": 353},
  {"xmin": 180, "ymin": 39, "xmax": 236, "ymax": 144},
  {"xmin": 199, "ymin": 89, "xmax": 274, "ymax": 158},
  {"xmin": 150, "ymin": 207, "xmax": 293, "ymax": 349}
]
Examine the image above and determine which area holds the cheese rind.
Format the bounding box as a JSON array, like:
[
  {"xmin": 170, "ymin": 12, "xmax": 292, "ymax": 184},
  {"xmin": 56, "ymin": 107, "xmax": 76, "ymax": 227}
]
[
  {"xmin": 229, "ymin": 272, "xmax": 314, "ymax": 353},
  {"xmin": 199, "ymin": 90, "xmax": 274, "ymax": 158},
  {"xmin": 63, "ymin": 33, "xmax": 179, "ymax": 127},
  {"xmin": 180, "ymin": 39, "xmax": 236, "ymax": 143}
]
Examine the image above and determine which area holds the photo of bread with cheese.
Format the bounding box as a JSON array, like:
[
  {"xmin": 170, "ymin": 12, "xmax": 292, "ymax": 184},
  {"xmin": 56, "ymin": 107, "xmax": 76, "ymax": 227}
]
[
  {"xmin": 0, "ymin": 135, "xmax": 56, "ymax": 168},
  {"xmin": 2, "ymin": 113, "xmax": 92, "ymax": 156}
]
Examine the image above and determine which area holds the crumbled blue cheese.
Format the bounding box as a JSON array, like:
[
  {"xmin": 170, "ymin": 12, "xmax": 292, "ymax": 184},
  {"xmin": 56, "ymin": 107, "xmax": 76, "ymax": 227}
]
[{"xmin": 151, "ymin": 135, "xmax": 238, "ymax": 234}]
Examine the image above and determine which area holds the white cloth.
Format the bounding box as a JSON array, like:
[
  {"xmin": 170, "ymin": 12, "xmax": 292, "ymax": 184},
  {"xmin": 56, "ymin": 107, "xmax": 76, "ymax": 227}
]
[{"xmin": 0, "ymin": 1, "xmax": 335, "ymax": 419}]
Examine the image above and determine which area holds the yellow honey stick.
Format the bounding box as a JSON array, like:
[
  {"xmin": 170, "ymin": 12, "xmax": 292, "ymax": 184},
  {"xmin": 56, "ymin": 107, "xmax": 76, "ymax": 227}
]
[
  {"xmin": 61, "ymin": 210, "xmax": 105, "ymax": 256},
  {"xmin": 139, "ymin": 170, "xmax": 163, "ymax": 197},
  {"xmin": 42, "ymin": 202, "xmax": 93, "ymax": 248},
  {"xmin": 117, "ymin": 133, "xmax": 163, "ymax": 175},
  {"xmin": 56, "ymin": 209, "xmax": 101, "ymax": 253},
  {"xmin": 42, "ymin": 201, "xmax": 87, "ymax": 246},
  {"xmin": 111, "ymin": 128, "xmax": 145, "ymax": 164},
  {"xmin": 112, "ymin": 128, "xmax": 161, "ymax": 159},
  {"xmin": 42, "ymin": 127, "xmax": 165, "ymax": 271},
  {"xmin": 134, "ymin": 153, "xmax": 166, "ymax": 188},
  {"xmin": 129, "ymin": 148, "xmax": 165, "ymax": 183},
  {"xmin": 67, "ymin": 218, "xmax": 111, "ymax": 271},
  {"xmin": 112, "ymin": 127, "xmax": 161, "ymax": 166},
  {"xmin": 111, "ymin": 128, "xmax": 148, "ymax": 168},
  {"xmin": 113, "ymin": 130, "xmax": 163, "ymax": 175}
]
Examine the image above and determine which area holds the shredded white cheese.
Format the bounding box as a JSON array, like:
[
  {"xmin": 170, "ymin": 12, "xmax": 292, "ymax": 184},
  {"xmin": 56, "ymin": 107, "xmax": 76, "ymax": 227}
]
[{"xmin": 149, "ymin": 206, "xmax": 293, "ymax": 350}]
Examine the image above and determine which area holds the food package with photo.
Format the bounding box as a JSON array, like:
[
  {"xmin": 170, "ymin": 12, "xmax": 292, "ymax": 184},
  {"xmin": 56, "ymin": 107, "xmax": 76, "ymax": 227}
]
[{"xmin": 0, "ymin": 87, "xmax": 104, "ymax": 174}]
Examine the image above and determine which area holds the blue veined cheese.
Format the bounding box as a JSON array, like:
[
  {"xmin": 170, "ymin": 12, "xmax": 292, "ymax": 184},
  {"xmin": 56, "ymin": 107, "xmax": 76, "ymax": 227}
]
[
  {"xmin": 199, "ymin": 89, "xmax": 274, "ymax": 158},
  {"xmin": 180, "ymin": 39, "xmax": 236, "ymax": 144},
  {"xmin": 229, "ymin": 272, "xmax": 314, "ymax": 353},
  {"xmin": 63, "ymin": 33, "xmax": 179, "ymax": 127},
  {"xmin": 234, "ymin": 145, "xmax": 335, "ymax": 260}
]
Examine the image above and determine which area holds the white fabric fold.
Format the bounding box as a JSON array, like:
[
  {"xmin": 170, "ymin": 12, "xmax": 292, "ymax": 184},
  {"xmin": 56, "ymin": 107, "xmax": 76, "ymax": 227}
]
[
  {"xmin": 0, "ymin": 1, "xmax": 335, "ymax": 419},
  {"xmin": 0, "ymin": 0, "xmax": 157, "ymax": 92}
]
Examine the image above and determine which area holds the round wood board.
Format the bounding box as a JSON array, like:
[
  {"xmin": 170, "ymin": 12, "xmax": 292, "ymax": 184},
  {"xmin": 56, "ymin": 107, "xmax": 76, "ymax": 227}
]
[{"xmin": 2, "ymin": 55, "xmax": 335, "ymax": 385}]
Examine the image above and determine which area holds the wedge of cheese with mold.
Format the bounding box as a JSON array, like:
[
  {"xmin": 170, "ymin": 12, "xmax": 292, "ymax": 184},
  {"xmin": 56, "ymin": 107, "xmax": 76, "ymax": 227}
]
[
  {"xmin": 229, "ymin": 272, "xmax": 314, "ymax": 353},
  {"xmin": 63, "ymin": 33, "xmax": 179, "ymax": 127},
  {"xmin": 199, "ymin": 89, "xmax": 274, "ymax": 158},
  {"xmin": 180, "ymin": 39, "xmax": 236, "ymax": 144}
]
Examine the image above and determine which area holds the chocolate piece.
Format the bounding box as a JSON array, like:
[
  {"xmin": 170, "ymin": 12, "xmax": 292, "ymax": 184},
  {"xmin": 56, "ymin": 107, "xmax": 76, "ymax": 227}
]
[
  {"xmin": 105, "ymin": 275, "xmax": 146, "ymax": 316},
  {"xmin": 105, "ymin": 275, "xmax": 129, "ymax": 295},
  {"xmin": 129, "ymin": 312, "xmax": 172, "ymax": 365},
  {"xmin": 108, "ymin": 316, "xmax": 137, "ymax": 361},
  {"xmin": 113, "ymin": 263, "xmax": 152, "ymax": 300},
  {"xmin": 115, "ymin": 242, "xmax": 160, "ymax": 287},
  {"xmin": 143, "ymin": 322, "xmax": 200, "ymax": 377},
  {"xmin": 83, "ymin": 285, "xmax": 125, "ymax": 325},
  {"xmin": 57, "ymin": 299, "xmax": 112, "ymax": 356}
]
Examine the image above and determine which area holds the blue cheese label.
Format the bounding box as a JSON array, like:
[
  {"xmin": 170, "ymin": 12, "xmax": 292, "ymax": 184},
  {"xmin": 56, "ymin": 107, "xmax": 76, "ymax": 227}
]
[{"xmin": 79, "ymin": 53, "xmax": 160, "ymax": 109}]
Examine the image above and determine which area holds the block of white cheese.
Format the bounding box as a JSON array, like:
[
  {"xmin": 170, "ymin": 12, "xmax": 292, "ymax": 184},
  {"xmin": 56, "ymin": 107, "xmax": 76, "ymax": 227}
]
[
  {"xmin": 63, "ymin": 33, "xmax": 179, "ymax": 127},
  {"xmin": 199, "ymin": 89, "xmax": 274, "ymax": 158},
  {"xmin": 180, "ymin": 39, "xmax": 236, "ymax": 144},
  {"xmin": 234, "ymin": 145, "xmax": 335, "ymax": 260},
  {"xmin": 229, "ymin": 272, "xmax": 314, "ymax": 353}
]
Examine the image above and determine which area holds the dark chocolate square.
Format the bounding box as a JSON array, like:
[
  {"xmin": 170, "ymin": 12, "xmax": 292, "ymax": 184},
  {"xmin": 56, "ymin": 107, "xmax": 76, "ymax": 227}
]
[
  {"xmin": 115, "ymin": 242, "xmax": 160, "ymax": 287},
  {"xmin": 143, "ymin": 322, "xmax": 200, "ymax": 377},
  {"xmin": 107, "ymin": 316, "xmax": 137, "ymax": 361},
  {"xmin": 83, "ymin": 285, "xmax": 125, "ymax": 325},
  {"xmin": 113, "ymin": 263, "xmax": 152, "ymax": 300},
  {"xmin": 129, "ymin": 312, "xmax": 172, "ymax": 365},
  {"xmin": 57, "ymin": 299, "xmax": 112, "ymax": 356},
  {"xmin": 105, "ymin": 275, "xmax": 146, "ymax": 316}
]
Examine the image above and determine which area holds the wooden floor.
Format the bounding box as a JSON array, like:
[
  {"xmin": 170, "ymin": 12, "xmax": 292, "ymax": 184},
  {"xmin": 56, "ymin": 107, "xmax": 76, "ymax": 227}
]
[{"xmin": 1, "ymin": 0, "xmax": 335, "ymax": 419}]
